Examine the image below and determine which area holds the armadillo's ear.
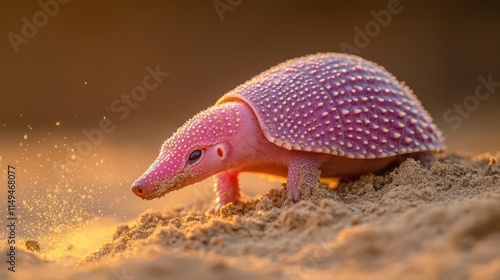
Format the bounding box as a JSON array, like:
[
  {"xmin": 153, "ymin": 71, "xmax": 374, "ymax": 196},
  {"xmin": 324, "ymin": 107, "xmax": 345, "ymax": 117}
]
[{"xmin": 214, "ymin": 143, "xmax": 230, "ymax": 161}]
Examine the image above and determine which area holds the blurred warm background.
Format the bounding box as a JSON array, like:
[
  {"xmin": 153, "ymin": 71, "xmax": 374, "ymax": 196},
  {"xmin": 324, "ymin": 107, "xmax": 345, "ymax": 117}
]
[{"xmin": 1, "ymin": 0, "xmax": 499, "ymax": 240}]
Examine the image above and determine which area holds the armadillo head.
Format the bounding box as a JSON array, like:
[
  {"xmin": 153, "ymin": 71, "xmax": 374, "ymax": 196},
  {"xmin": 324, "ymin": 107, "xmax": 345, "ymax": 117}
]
[{"xmin": 131, "ymin": 102, "xmax": 242, "ymax": 200}]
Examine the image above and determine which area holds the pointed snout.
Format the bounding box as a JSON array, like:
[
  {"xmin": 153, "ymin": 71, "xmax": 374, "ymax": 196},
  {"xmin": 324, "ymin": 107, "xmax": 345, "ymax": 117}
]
[
  {"xmin": 131, "ymin": 183, "xmax": 146, "ymax": 197},
  {"xmin": 131, "ymin": 178, "xmax": 155, "ymax": 199}
]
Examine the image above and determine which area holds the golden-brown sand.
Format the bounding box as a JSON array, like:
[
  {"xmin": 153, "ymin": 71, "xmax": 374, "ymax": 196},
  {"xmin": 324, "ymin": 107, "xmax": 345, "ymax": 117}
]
[{"xmin": 3, "ymin": 152, "xmax": 500, "ymax": 280}]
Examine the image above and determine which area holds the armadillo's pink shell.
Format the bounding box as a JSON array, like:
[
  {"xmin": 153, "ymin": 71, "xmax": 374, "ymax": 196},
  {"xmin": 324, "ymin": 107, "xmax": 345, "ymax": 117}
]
[{"xmin": 217, "ymin": 53, "xmax": 444, "ymax": 159}]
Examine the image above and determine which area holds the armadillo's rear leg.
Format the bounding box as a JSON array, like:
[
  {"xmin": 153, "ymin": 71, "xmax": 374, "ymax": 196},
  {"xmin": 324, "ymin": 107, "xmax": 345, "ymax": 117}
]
[
  {"xmin": 286, "ymin": 155, "xmax": 321, "ymax": 201},
  {"xmin": 207, "ymin": 169, "xmax": 241, "ymax": 214}
]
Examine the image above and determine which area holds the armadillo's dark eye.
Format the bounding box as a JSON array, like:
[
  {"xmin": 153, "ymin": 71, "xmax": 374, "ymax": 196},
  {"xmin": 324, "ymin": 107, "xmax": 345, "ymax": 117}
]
[{"xmin": 188, "ymin": 150, "xmax": 202, "ymax": 164}]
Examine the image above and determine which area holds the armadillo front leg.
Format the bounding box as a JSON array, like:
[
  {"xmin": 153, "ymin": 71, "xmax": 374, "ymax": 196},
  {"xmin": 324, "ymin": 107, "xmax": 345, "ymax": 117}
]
[
  {"xmin": 208, "ymin": 169, "xmax": 241, "ymax": 214},
  {"xmin": 286, "ymin": 155, "xmax": 321, "ymax": 201}
]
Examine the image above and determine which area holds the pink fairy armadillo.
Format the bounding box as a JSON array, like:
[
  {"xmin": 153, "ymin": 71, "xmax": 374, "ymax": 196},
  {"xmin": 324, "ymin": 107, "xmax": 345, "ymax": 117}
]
[{"xmin": 131, "ymin": 53, "xmax": 444, "ymax": 212}]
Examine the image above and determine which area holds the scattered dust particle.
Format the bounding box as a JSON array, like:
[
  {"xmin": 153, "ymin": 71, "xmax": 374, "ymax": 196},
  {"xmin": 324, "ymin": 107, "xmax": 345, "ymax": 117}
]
[
  {"xmin": 25, "ymin": 240, "xmax": 41, "ymax": 252},
  {"xmin": 24, "ymin": 134, "xmax": 28, "ymax": 140},
  {"xmin": 351, "ymin": 216, "xmax": 361, "ymax": 225},
  {"xmin": 56, "ymin": 121, "xmax": 61, "ymax": 126},
  {"xmin": 489, "ymin": 156, "xmax": 498, "ymax": 166}
]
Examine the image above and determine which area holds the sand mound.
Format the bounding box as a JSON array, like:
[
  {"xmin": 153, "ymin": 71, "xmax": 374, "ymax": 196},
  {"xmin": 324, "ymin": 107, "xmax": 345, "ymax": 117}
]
[{"xmin": 5, "ymin": 153, "xmax": 500, "ymax": 280}]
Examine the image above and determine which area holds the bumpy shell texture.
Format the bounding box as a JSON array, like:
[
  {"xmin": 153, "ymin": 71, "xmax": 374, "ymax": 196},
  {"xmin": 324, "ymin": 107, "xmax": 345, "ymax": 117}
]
[{"xmin": 217, "ymin": 53, "xmax": 444, "ymax": 159}]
